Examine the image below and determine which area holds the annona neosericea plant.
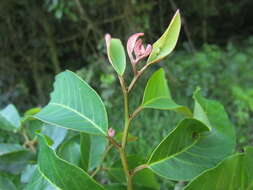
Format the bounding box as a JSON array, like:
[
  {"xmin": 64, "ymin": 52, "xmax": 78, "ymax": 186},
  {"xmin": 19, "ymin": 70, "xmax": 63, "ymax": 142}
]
[{"xmin": 31, "ymin": 10, "xmax": 252, "ymax": 190}]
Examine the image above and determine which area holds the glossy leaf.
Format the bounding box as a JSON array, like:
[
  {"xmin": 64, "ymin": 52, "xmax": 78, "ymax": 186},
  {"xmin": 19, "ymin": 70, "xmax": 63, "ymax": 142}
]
[
  {"xmin": 0, "ymin": 104, "xmax": 21, "ymax": 131},
  {"xmin": 148, "ymin": 118, "xmax": 209, "ymax": 164},
  {"xmin": 148, "ymin": 118, "xmax": 209, "ymax": 179},
  {"xmin": 35, "ymin": 70, "xmax": 108, "ymax": 136},
  {"xmin": 0, "ymin": 144, "xmax": 34, "ymax": 174},
  {"xmin": 37, "ymin": 134, "xmax": 105, "ymax": 190},
  {"xmin": 0, "ymin": 176, "xmax": 17, "ymax": 190},
  {"xmin": 147, "ymin": 10, "xmax": 181, "ymax": 64},
  {"xmin": 107, "ymin": 38, "xmax": 126, "ymax": 75},
  {"xmin": 147, "ymin": 89, "xmax": 236, "ymax": 181},
  {"xmin": 24, "ymin": 167, "xmax": 57, "ymax": 190},
  {"xmin": 184, "ymin": 147, "xmax": 253, "ymax": 190},
  {"xmin": 80, "ymin": 133, "xmax": 107, "ymax": 172},
  {"xmin": 142, "ymin": 68, "xmax": 192, "ymax": 117}
]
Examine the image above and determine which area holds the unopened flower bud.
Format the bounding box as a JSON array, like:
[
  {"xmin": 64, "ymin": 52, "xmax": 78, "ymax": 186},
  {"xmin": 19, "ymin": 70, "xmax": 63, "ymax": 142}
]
[{"xmin": 108, "ymin": 127, "xmax": 115, "ymax": 137}]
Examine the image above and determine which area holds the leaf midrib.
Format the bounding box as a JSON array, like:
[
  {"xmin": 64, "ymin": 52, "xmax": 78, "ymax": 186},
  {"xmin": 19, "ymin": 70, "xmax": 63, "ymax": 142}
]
[
  {"xmin": 148, "ymin": 137, "xmax": 200, "ymax": 167},
  {"xmin": 142, "ymin": 96, "xmax": 174, "ymax": 107},
  {"xmin": 50, "ymin": 102, "xmax": 106, "ymax": 135}
]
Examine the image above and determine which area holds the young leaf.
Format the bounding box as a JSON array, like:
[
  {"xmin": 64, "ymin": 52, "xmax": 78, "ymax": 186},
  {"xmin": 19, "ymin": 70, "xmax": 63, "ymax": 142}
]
[
  {"xmin": 106, "ymin": 36, "xmax": 126, "ymax": 76},
  {"xmin": 37, "ymin": 134, "xmax": 105, "ymax": 190},
  {"xmin": 80, "ymin": 133, "xmax": 107, "ymax": 172},
  {"xmin": 24, "ymin": 107, "xmax": 41, "ymax": 117},
  {"xmin": 147, "ymin": 10, "xmax": 181, "ymax": 64},
  {"xmin": 0, "ymin": 144, "xmax": 34, "ymax": 174},
  {"xmin": 35, "ymin": 70, "xmax": 108, "ymax": 136},
  {"xmin": 147, "ymin": 89, "xmax": 236, "ymax": 181},
  {"xmin": 0, "ymin": 104, "xmax": 21, "ymax": 132},
  {"xmin": 184, "ymin": 147, "xmax": 253, "ymax": 190},
  {"xmin": 141, "ymin": 68, "xmax": 192, "ymax": 117}
]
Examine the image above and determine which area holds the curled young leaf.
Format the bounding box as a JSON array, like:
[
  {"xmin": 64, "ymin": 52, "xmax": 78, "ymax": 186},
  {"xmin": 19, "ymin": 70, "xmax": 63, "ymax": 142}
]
[
  {"xmin": 147, "ymin": 10, "xmax": 181, "ymax": 65},
  {"xmin": 127, "ymin": 33, "xmax": 152, "ymax": 65}
]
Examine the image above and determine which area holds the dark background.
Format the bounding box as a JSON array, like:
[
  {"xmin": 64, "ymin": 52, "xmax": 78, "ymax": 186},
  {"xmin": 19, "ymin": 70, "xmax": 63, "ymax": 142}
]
[{"xmin": 1, "ymin": 0, "xmax": 253, "ymax": 147}]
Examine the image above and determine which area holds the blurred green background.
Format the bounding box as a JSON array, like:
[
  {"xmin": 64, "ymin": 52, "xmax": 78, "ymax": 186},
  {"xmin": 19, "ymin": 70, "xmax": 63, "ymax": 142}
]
[{"xmin": 0, "ymin": 0, "xmax": 253, "ymax": 161}]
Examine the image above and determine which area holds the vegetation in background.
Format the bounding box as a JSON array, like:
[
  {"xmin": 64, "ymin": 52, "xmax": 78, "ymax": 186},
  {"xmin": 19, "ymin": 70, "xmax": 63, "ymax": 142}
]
[{"xmin": 0, "ymin": 1, "xmax": 253, "ymax": 189}]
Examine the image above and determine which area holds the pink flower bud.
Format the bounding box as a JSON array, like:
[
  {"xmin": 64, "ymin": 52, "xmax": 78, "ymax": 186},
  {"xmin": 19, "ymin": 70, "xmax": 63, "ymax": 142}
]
[
  {"xmin": 126, "ymin": 33, "xmax": 152, "ymax": 65},
  {"xmin": 108, "ymin": 127, "xmax": 115, "ymax": 137},
  {"xmin": 127, "ymin": 33, "xmax": 144, "ymax": 63}
]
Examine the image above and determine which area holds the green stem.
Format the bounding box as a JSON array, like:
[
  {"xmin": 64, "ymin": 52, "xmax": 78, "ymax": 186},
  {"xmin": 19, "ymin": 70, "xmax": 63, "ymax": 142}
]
[
  {"xmin": 20, "ymin": 124, "xmax": 36, "ymax": 152},
  {"xmin": 119, "ymin": 148, "xmax": 133, "ymax": 190},
  {"xmin": 118, "ymin": 76, "xmax": 133, "ymax": 190},
  {"xmin": 119, "ymin": 76, "xmax": 130, "ymax": 149},
  {"xmin": 128, "ymin": 64, "xmax": 150, "ymax": 92}
]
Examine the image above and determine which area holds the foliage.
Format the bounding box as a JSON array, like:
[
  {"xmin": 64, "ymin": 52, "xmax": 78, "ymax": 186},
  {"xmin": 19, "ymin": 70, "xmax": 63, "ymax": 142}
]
[
  {"xmin": 0, "ymin": 11, "xmax": 252, "ymax": 190},
  {"xmin": 1, "ymin": 0, "xmax": 252, "ymax": 110}
]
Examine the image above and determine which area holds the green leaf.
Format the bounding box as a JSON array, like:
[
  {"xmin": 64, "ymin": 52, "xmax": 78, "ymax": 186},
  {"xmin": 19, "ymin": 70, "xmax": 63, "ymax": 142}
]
[
  {"xmin": 147, "ymin": 10, "xmax": 181, "ymax": 64},
  {"xmin": 23, "ymin": 121, "xmax": 43, "ymax": 144},
  {"xmin": 0, "ymin": 176, "xmax": 17, "ymax": 190},
  {"xmin": 147, "ymin": 118, "xmax": 209, "ymax": 179},
  {"xmin": 21, "ymin": 164, "xmax": 37, "ymax": 183},
  {"xmin": 58, "ymin": 135, "xmax": 81, "ymax": 166},
  {"xmin": 184, "ymin": 147, "xmax": 253, "ymax": 190},
  {"xmin": 80, "ymin": 133, "xmax": 107, "ymax": 172},
  {"xmin": 147, "ymin": 89, "xmax": 236, "ymax": 181},
  {"xmin": 24, "ymin": 167, "xmax": 57, "ymax": 190},
  {"xmin": 24, "ymin": 107, "xmax": 41, "ymax": 116},
  {"xmin": 107, "ymin": 38, "xmax": 126, "ymax": 75},
  {"xmin": 22, "ymin": 107, "xmax": 42, "ymax": 122},
  {"xmin": 42, "ymin": 125, "xmax": 67, "ymax": 150},
  {"xmin": 141, "ymin": 68, "xmax": 192, "ymax": 117},
  {"xmin": 35, "ymin": 70, "xmax": 108, "ymax": 136},
  {"xmin": 0, "ymin": 144, "xmax": 34, "ymax": 174},
  {"xmin": 37, "ymin": 134, "xmax": 105, "ymax": 190},
  {"xmin": 148, "ymin": 118, "xmax": 209, "ymax": 164},
  {"xmin": 0, "ymin": 104, "xmax": 21, "ymax": 132}
]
